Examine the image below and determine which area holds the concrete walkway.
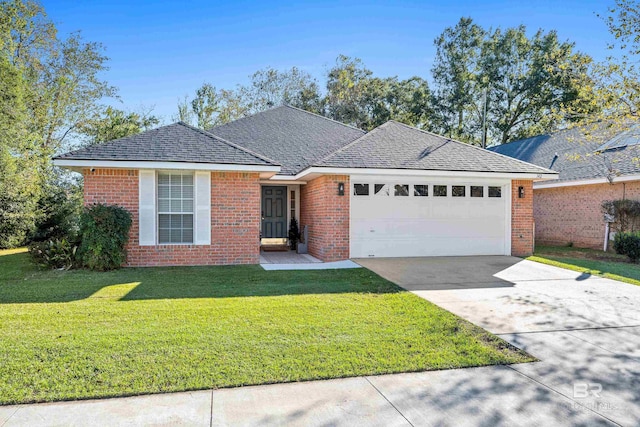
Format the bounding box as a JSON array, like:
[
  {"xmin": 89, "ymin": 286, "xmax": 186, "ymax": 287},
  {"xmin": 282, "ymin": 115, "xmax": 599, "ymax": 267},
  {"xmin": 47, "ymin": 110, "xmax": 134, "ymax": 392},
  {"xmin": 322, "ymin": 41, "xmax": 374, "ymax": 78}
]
[{"xmin": 2, "ymin": 257, "xmax": 638, "ymax": 426}]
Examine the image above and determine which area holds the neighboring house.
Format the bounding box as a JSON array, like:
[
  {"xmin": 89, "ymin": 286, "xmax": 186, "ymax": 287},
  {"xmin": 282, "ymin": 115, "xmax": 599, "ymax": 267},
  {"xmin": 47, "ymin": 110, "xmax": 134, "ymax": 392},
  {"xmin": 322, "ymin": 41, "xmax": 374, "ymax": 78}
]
[
  {"xmin": 53, "ymin": 105, "xmax": 556, "ymax": 266},
  {"xmin": 489, "ymin": 125, "xmax": 640, "ymax": 249}
]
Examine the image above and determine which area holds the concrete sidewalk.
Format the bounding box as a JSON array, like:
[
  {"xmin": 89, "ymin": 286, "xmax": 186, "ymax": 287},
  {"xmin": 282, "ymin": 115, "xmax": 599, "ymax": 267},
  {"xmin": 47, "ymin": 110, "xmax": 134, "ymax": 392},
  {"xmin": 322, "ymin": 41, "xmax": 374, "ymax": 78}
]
[{"xmin": 0, "ymin": 366, "xmax": 614, "ymax": 427}]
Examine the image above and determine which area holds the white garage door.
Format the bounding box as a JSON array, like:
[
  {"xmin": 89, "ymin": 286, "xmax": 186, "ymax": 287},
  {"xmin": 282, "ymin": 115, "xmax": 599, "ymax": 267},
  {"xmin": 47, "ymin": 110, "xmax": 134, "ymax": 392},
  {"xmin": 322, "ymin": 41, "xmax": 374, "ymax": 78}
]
[{"xmin": 350, "ymin": 176, "xmax": 511, "ymax": 258}]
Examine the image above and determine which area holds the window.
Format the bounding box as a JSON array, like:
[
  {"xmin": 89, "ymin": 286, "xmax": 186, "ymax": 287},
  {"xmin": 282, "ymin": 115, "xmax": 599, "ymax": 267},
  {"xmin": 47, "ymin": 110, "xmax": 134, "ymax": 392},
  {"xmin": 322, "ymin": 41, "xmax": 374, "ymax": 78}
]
[
  {"xmin": 353, "ymin": 183, "xmax": 369, "ymax": 196},
  {"xmin": 433, "ymin": 185, "xmax": 447, "ymax": 197},
  {"xmin": 374, "ymin": 184, "xmax": 390, "ymax": 196},
  {"xmin": 158, "ymin": 172, "xmax": 194, "ymax": 244},
  {"xmin": 488, "ymin": 186, "xmax": 502, "ymax": 198},
  {"xmin": 452, "ymin": 186, "xmax": 466, "ymax": 197},
  {"xmin": 471, "ymin": 186, "xmax": 484, "ymax": 198},
  {"xmin": 414, "ymin": 185, "xmax": 428, "ymax": 197},
  {"xmin": 395, "ymin": 184, "xmax": 409, "ymax": 196},
  {"xmin": 290, "ymin": 190, "xmax": 296, "ymax": 221}
]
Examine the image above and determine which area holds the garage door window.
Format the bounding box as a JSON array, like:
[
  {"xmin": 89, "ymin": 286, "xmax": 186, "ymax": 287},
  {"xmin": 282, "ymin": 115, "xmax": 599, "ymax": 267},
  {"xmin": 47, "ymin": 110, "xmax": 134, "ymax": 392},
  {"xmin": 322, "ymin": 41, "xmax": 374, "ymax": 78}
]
[
  {"xmin": 394, "ymin": 184, "xmax": 409, "ymax": 196},
  {"xmin": 374, "ymin": 184, "xmax": 390, "ymax": 196},
  {"xmin": 353, "ymin": 184, "xmax": 369, "ymax": 196},
  {"xmin": 488, "ymin": 186, "xmax": 502, "ymax": 198},
  {"xmin": 452, "ymin": 185, "xmax": 466, "ymax": 197},
  {"xmin": 433, "ymin": 185, "xmax": 447, "ymax": 197},
  {"xmin": 471, "ymin": 186, "xmax": 484, "ymax": 197},
  {"xmin": 414, "ymin": 185, "xmax": 428, "ymax": 197}
]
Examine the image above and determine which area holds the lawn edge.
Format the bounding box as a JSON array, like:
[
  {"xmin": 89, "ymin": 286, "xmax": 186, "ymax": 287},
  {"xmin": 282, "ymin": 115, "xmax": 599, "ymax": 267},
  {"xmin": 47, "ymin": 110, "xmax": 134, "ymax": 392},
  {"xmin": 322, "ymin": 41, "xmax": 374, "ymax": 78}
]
[{"xmin": 527, "ymin": 255, "xmax": 640, "ymax": 287}]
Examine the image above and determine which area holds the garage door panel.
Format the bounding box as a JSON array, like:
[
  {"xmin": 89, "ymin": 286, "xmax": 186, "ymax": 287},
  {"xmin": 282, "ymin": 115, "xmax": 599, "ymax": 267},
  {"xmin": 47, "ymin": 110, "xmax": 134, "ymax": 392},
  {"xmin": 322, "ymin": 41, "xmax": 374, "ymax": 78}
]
[
  {"xmin": 350, "ymin": 178, "xmax": 509, "ymax": 258},
  {"xmin": 352, "ymin": 218, "xmax": 504, "ymax": 239}
]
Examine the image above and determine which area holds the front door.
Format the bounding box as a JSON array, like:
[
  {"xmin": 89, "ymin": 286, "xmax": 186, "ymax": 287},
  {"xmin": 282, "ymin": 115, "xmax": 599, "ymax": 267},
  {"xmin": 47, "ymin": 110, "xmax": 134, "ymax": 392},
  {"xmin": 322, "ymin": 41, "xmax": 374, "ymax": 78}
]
[{"xmin": 261, "ymin": 186, "xmax": 287, "ymax": 238}]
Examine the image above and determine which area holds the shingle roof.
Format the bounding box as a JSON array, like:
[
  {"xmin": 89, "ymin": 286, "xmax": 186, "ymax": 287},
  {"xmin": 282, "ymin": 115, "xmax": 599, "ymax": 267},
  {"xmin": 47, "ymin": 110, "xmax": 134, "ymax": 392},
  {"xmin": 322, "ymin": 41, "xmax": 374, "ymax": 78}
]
[
  {"xmin": 487, "ymin": 124, "xmax": 640, "ymax": 183},
  {"xmin": 315, "ymin": 121, "xmax": 556, "ymax": 175},
  {"xmin": 54, "ymin": 122, "xmax": 278, "ymax": 167},
  {"xmin": 208, "ymin": 105, "xmax": 365, "ymax": 175}
]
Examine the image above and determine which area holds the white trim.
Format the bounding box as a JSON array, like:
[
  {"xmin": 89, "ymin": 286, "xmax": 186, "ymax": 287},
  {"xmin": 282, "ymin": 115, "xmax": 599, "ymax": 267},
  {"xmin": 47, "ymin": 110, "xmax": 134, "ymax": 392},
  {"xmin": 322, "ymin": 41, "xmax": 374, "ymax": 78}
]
[
  {"xmin": 260, "ymin": 179, "xmax": 308, "ymax": 185},
  {"xmin": 296, "ymin": 167, "xmax": 558, "ymax": 181},
  {"xmin": 194, "ymin": 171, "xmax": 211, "ymax": 245},
  {"xmin": 53, "ymin": 159, "xmax": 281, "ymax": 173},
  {"xmin": 534, "ymin": 174, "xmax": 640, "ymax": 189},
  {"xmin": 138, "ymin": 170, "xmax": 156, "ymax": 246}
]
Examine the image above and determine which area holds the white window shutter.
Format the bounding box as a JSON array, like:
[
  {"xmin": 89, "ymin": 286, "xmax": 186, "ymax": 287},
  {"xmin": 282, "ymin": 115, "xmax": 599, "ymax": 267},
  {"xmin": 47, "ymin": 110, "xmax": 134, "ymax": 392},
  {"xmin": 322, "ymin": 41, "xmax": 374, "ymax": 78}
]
[
  {"xmin": 194, "ymin": 171, "xmax": 211, "ymax": 245},
  {"xmin": 138, "ymin": 170, "xmax": 156, "ymax": 246}
]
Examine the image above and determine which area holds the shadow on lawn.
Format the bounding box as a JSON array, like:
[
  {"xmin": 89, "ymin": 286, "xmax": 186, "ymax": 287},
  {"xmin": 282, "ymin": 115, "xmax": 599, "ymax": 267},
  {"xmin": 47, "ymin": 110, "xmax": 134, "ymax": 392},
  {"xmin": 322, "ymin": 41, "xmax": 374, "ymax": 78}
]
[{"xmin": 0, "ymin": 252, "xmax": 400, "ymax": 303}]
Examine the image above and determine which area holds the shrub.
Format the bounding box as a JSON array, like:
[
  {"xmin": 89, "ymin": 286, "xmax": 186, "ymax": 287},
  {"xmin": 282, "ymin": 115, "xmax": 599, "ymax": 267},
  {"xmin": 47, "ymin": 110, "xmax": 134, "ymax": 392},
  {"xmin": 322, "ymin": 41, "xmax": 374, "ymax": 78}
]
[
  {"xmin": 30, "ymin": 183, "xmax": 82, "ymax": 243},
  {"xmin": 28, "ymin": 238, "xmax": 78, "ymax": 270},
  {"xmin": 613, "ymin": 231, "xmax": 640, "ymax": 262},
  {"xmin": 77, "ymin": 204, "xmax": 132, "ymax": 271},
  {"xmin": 601, "ymin": 199, "xmax": 640, "ymax": 233}
]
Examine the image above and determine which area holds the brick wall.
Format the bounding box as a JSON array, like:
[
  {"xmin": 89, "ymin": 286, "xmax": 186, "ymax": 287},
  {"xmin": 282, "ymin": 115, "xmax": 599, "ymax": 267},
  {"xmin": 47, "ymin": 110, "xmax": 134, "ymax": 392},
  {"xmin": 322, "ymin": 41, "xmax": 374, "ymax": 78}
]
[
  {"xmin": 299, "ymin": 175, "xmax": 350, "ymax": 261},
  {"xmin": 83, "ymin": 168, "xmax": 260, "ymax": 266},
  {"xmin": 534, "ymin": 181, "xmax": 640, "ymax": 249},
  {"xmin": 511, "ymin": 179, "xmax": 534, "ymax": 256}
]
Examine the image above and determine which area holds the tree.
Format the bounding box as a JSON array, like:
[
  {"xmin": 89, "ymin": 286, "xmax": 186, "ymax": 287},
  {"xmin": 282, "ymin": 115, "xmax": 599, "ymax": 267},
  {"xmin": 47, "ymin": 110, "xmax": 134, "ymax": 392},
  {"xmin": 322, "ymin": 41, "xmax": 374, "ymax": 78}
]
[
  {"xmin": 325, "ymin": 55, "xmax": 374, "ymax": 128},
  {"xmin": 0, "ymin": 0, "xmax": 115, "ymax": 247},
  {"xmin": 79, "ymin": 106, "xmax": 160, "ymax": 145},
  {"xmin": 240, "ymin": 66, "xmax": 322, "ymax": 114},
  {"xmin": 431, "ymin": 18, "xmax": 485, "ymax": 142},
  {"xmin": 0, "ymin": 56, "xmax": 45, "ymax": 247},
  {"xmin": 431, "ymin": 18, "xmax": 598, "ymax": 145}
]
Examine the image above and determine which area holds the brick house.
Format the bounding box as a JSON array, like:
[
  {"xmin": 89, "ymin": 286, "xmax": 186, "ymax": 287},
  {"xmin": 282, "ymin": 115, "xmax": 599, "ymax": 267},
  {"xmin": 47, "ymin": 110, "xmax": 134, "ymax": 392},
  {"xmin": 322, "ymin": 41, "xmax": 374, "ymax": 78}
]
[
  {"xmin": 489, "ymin": 125, "xmax": 640, "ymax": 249},
  {"xmin": 54, "ymin": 106, "xmax": 556, "ymax": 266}
]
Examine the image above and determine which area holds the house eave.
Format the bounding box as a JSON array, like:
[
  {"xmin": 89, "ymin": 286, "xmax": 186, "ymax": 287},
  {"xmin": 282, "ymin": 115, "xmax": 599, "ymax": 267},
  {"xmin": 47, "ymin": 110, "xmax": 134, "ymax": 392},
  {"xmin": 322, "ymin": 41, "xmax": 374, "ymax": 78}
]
[
  {"xmin": 294, "ymin": 167, "xmax": 559, "ymax": 182},
  {"xmin": 533, "ymin": 174, "xmax": 640, "ymax": 189},
  {"xmin": 52, "ymin": 159, "xmax": 281, "ymax": 178}
]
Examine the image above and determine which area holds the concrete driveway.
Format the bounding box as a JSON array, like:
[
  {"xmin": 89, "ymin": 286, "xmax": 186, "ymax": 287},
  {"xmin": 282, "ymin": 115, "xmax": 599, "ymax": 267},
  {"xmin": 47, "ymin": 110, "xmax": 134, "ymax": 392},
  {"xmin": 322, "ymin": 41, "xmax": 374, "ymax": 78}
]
[{"xmin": 358, "ymin": 256, "xmax": 640, "ymax": 426}]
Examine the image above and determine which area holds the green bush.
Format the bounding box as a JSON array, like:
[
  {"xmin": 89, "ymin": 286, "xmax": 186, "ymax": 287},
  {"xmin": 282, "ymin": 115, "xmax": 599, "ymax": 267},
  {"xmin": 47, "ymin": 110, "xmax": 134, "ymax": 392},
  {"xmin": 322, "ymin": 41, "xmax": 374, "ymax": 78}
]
[
  {"xmin": 613, "ymin": 231, "xmax": 640, "ymax": 262},
  {"xmin": 30, "ymin": 182, "xmax": 82, "ymax": 243},
  {"xmin": 28, "ymin": 238, "xmax": 78, "ymax": 270},
  {"xmin": 77, "ymin": 204, "xmax": 132, "ymax": 271}
]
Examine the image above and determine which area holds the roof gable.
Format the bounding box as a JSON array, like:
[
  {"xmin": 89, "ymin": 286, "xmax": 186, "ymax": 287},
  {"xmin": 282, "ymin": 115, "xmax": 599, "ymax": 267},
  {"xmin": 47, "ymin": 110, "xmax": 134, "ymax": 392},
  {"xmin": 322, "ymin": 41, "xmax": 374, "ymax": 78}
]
[
  {"xmin": 208, "ymin": 105, "xmax": 365, "ymax": 175},
  {"xmin": 54, "ymin": 122, "xmax": 278, "ymax": 167},
  {"xmin": 316, "ymin": 121, "xmax": 555, "ymax": 175}
]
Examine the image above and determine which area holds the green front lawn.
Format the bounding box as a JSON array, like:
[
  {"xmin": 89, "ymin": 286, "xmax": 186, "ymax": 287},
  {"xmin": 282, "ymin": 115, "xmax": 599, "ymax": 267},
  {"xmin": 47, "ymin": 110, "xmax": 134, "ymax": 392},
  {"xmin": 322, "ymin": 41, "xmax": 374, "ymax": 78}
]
[
  {"xmin": 0, "ymin": 249, "xmax": 531, "ymax": 405},
  {"xmin": 529, "ymin": 245, "xmax": 640, "ymax": 286}
]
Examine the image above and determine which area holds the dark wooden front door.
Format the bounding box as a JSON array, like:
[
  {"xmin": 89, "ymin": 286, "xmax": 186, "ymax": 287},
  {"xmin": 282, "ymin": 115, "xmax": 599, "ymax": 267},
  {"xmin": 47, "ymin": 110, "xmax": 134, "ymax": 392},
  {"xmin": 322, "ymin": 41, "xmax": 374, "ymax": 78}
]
[{"xmin": 261, "ymin": 186, "xmax": 287, "ymax": 238}]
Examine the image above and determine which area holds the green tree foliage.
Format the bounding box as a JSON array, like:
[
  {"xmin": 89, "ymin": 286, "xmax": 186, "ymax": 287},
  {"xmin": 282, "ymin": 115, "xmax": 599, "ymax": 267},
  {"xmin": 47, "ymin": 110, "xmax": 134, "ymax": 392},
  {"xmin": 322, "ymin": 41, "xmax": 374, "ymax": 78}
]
[
  {"xmin": 79, "ymin": 106, "xmax": 160, "ymax": 145},
  {"xmin": 0, "ymin": 0, "xmax": 115, "ymax": 247},
  {"xmin": 0, "ymin": 56, "xmax": 44, "ymax": 247},
  {"xmin": 432, "ymin": 18, "xmax": 598, "ymax": 145},
  {"xmin": 324, "ymin": 55, "xmax": 433, "ymax": 131}
]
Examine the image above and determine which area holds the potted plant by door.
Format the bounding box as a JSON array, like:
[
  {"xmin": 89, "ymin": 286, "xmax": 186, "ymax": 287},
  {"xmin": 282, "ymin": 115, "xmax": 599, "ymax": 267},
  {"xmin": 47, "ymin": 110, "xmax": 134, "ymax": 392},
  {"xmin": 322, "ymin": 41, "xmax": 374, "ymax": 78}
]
[{"xmin": 288, "ymin": 218, "xmax": 300, "ymax": 251}]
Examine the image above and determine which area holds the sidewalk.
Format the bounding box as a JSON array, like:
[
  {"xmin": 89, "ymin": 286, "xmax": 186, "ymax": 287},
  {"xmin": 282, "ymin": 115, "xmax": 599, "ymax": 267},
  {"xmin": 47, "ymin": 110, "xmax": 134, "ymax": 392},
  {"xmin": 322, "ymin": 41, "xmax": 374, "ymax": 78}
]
[{"xmin": 0, "ymin": 363, "xmax": 612, "ymax": 427}]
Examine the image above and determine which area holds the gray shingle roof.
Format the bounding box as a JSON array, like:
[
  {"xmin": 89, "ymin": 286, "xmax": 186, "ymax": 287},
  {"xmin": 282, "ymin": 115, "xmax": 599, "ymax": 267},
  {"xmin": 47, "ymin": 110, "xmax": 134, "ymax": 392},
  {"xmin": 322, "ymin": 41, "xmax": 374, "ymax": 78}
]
[
  {"xmin": 315, "ymin": 121, "xmax": 556, "ymax": 175},
  {"xmin": 487, "ymin": 124, "xmax": 640, "ymax": 183},
  {"xmin": 208, "ymin": 105, "xmax": 365, "ymax": 175},
  {"xmin": 54, "ymin": 122, "xmax": 278, "ymax": 167}
]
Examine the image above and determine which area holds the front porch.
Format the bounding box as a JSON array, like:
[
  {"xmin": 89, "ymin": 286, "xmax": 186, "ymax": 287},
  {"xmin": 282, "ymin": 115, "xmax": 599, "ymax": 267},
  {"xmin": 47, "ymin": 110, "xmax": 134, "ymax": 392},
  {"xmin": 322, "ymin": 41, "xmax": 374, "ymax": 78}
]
[{"xmin": 259, "ymin": 249, "xmax": 361, "ymax": 271}]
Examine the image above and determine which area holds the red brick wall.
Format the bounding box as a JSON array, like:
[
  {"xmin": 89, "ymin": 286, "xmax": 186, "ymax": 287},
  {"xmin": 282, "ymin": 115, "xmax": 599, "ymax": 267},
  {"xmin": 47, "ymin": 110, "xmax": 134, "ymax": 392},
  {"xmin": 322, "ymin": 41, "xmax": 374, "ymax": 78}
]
[
  {"xmin": 534, "ymin": 181, "xmax": 640, "ymax": 249},
  {"xmin": 299, "ymin": 175, "xmax": 350, "ymax": 261},
  {"xmin": 511, "ymin": 179, "xmax": 534, "ymax": 256},
  {"xmin": 83, "ymin": 168, "xmax": 260, "ymax": 266}
]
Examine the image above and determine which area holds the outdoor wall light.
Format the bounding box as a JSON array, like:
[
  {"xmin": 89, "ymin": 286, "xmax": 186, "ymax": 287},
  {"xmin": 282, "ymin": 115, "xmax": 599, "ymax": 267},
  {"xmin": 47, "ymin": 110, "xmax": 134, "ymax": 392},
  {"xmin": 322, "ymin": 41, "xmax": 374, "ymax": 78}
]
[
  {"xmin": 518, "ymin": 186, "xmax": 525, "ymax": 198},
  {"xmin": 338, "ymin": 182, "xmax": 345, "ymax": 196}
]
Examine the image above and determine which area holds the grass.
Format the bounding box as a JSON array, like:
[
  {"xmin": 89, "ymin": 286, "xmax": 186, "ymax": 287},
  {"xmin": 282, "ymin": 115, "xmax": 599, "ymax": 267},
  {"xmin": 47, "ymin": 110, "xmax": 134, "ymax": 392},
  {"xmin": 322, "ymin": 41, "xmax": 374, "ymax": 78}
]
[
  {"xmin": 529, "ymin": 245, "xmax": 640, "ymax": 286},
  {"xmin": 0, "ymin": 249, "xmax": 532, "ymax": 405}
]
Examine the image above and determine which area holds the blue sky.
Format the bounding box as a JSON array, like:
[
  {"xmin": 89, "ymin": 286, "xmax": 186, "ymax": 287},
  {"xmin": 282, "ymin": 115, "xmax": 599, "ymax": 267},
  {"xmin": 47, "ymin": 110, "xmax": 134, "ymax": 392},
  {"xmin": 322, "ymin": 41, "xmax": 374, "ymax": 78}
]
[{"xmin": 42, "ymin": 0, "xmax": 614, "ymax": 122}]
